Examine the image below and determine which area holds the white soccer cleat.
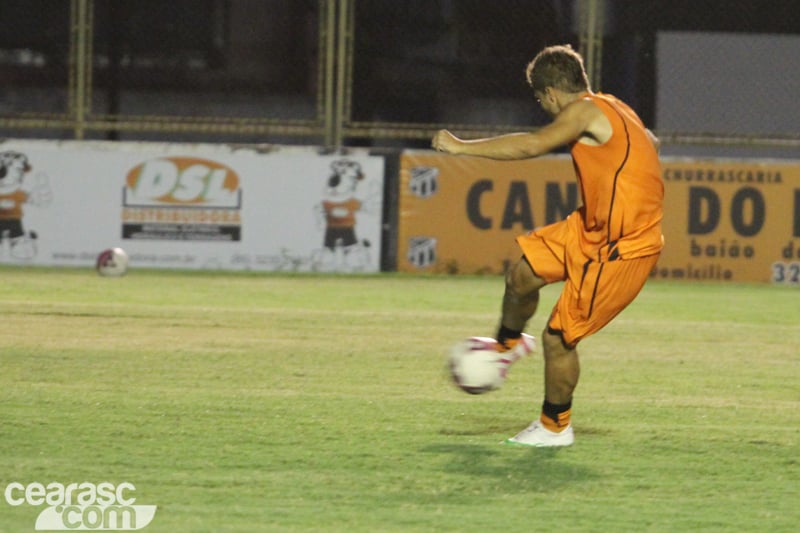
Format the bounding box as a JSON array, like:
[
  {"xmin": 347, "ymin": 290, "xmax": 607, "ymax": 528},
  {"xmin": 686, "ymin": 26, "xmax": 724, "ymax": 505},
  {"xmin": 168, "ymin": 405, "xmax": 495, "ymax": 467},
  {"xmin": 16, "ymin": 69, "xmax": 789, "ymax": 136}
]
[
  {"xmin": 514, "ymin": 333, "xmax": 536, "ymax": 356},
  {"xmin": 497, "ymin": 333, "xmax": 536, "ymax": 365},
  {"xmin": 495, "ymin": 333, "xmax": 536, "ymax": 380},
  {"xmin": 504, "ymin": 419, "xmax": 575, "ymax": 447}
]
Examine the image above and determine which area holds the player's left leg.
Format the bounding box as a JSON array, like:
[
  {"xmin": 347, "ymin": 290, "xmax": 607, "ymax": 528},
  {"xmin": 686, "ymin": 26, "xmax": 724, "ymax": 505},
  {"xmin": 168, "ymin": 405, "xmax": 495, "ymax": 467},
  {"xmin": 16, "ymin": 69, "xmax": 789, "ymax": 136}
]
[
  {"xmin": 505, "ymin": 328, "xmax": 577, "ymax": 447},
  {"xmin": 541, "ymin": 327, "xmax": 579, "ymax": 408}
]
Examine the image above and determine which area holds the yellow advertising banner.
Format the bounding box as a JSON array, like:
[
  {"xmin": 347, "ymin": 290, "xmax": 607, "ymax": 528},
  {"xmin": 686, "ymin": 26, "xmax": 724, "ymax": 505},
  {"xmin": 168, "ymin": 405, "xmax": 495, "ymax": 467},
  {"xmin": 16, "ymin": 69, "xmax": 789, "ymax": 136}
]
[
  {"xmin": 398, "ymin": 152, "xmax": 800, "ymax": 284},
  {"xmin": 398, "ymin": 152, "xmax": 576, "ymax": 274},
  {"xmin": 655, "ymin": 159, "xmax": 800, "ymax": 284}
]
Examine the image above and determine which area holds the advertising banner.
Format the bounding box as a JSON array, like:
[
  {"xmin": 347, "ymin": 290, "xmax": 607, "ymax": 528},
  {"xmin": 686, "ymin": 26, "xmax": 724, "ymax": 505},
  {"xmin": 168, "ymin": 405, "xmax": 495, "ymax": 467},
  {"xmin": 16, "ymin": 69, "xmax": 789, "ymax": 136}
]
[
  {"xmin": 398, "ymin": 152, "xmax": 800, "ymax": 284},
  {"xmin": 398, "ymin": 152, "xmax": 576, "ymax": 274},
  {"xmin": 655, "ymin": 159, "xmax": 800, "ymax": 285},
  {"xmin": 0, "ymin": 140, "xmax": 384, "ymax": 272}
]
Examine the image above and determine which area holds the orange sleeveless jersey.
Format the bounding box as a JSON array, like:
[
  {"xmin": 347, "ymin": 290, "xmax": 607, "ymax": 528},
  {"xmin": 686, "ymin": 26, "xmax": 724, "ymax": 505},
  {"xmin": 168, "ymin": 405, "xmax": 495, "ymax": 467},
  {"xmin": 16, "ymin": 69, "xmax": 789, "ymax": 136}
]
[
  {"xmin": 515, "ymin": 93, "xmax": 663, "ymax": 346},
  {"xmin": 569, "ymin": 92, "xmax": 664, "ymax": 261}
]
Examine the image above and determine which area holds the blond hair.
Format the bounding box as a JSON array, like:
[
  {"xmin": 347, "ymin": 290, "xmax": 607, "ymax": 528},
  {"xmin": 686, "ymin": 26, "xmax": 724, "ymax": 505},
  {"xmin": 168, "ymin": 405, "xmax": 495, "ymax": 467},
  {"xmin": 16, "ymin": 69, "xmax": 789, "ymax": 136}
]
[{"xmin": 526, "ymin": 44, "xmax": 590, "ymax": 94}]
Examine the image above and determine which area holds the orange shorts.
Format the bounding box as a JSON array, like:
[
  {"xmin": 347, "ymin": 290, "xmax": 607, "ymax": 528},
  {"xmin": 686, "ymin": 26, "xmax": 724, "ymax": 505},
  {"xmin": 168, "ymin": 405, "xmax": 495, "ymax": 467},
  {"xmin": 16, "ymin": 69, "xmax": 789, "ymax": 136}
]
[{"xmin": 516, "ymin": 214, "xmax": 659, "ymax": 347}]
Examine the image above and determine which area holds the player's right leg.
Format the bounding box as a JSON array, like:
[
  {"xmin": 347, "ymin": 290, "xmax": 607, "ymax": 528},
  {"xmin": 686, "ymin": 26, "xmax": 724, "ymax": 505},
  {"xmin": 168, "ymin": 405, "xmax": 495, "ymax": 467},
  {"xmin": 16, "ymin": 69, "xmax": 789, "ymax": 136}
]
[
  {"xmin": 500, "ymin": 217, "xmax": 570, "ymax": 353},
  {"xmin": 495, "ymin": 255, "xmax": 547, "ymax": 353}
]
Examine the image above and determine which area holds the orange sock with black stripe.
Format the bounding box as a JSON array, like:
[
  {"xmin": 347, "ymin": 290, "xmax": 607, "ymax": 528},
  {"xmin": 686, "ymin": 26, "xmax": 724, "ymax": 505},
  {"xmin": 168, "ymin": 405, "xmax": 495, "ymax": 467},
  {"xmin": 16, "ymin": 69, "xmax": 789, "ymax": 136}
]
[
  {"xmin": 495, "ymin": 325, "xmax": 522, "ymax": 352},
  {"xmin": 540, "ymin": 399, "xmax": 572, "ymax": 433}
]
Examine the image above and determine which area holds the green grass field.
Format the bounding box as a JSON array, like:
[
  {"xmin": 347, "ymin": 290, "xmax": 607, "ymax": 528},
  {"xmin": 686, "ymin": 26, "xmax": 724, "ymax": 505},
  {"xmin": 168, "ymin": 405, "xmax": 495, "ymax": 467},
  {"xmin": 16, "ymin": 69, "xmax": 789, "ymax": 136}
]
[{"xmin": 1, "ymin": 266, "xmax": 798, "ymax": 532}]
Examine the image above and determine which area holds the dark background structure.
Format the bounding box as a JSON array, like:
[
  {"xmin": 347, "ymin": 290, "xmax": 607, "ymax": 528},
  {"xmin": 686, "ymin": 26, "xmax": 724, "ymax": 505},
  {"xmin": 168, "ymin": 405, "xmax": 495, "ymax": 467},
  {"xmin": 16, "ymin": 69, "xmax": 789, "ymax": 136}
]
[{"xmin": 0, "ymin": 0, "xmax": 797, "ymax": 157}]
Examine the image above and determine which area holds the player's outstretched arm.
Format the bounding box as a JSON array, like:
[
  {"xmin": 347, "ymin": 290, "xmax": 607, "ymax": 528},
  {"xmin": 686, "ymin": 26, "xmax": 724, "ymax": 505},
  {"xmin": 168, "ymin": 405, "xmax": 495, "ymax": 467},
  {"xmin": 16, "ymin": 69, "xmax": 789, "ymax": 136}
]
[
  {"xmin": 431, "ymin": 99, "xmax": 596, "ymax": 160},
  {"xmin": 432, "ymin": 130, "xmax": 549, "ymax": 160}
]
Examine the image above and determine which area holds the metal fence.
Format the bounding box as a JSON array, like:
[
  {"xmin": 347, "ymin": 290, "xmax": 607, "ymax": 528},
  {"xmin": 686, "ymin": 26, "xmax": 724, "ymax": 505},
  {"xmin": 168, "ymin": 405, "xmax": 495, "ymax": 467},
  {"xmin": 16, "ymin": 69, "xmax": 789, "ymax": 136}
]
[{"xmin": 0, "ymin": 0, "xmax": 798, "ymax": 151}]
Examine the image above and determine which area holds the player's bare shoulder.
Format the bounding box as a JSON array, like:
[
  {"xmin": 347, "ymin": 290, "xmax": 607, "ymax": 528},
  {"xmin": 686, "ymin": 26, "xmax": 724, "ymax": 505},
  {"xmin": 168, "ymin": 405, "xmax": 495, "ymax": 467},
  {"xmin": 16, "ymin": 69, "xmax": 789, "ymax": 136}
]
[{"xmin": 570, "ymin": 96, "xmax": 612, "ymax": 146}]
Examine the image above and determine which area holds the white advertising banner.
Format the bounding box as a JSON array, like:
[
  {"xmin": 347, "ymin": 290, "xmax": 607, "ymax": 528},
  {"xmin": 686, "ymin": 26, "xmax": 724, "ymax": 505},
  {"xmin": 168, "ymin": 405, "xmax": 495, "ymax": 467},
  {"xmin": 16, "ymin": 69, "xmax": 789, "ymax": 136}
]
[{"xmin": 0, "ymin": 140, "xmax": 384, "ymax": 272}]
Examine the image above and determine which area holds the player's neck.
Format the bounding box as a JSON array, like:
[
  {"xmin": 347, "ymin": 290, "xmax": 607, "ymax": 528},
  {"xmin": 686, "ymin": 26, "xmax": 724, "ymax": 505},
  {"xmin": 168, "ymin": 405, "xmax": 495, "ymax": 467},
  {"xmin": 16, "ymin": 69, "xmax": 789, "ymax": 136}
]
[{"xmin": 554, "ymin": 90, "xmax": 592, "ymax": 112}]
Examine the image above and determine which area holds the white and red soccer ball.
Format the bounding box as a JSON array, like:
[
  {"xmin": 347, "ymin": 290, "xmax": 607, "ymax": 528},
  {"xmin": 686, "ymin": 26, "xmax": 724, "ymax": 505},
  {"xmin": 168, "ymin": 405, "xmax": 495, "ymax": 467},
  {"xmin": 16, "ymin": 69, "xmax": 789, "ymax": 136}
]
[
  {"xmin": 448, "ymin": 336, "xmax": 512, "ymax": 395},
  {"xmin": 96, "ymin": 247, "xmax": 129, "ymax": 277}
]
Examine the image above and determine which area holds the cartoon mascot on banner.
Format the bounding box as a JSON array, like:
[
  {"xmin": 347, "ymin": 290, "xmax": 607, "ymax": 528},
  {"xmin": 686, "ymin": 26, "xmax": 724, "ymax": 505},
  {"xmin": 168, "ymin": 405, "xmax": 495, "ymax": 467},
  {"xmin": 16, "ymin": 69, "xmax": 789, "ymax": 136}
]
[
  {"xmin": 313, "ymin": 159, "xmax": 379, "ymax": 272},
  {"xmin": 0, "ymin": 151, "xmax": 52, "ymax": 260}
]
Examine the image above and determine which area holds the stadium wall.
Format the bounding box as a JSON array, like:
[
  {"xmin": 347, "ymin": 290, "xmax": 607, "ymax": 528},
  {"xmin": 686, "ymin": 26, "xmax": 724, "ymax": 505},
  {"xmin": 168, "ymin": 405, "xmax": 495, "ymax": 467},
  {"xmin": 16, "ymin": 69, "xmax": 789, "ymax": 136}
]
[{"xmin": 2, "ymin": 137, "xmax": 798, "ymax": 284}]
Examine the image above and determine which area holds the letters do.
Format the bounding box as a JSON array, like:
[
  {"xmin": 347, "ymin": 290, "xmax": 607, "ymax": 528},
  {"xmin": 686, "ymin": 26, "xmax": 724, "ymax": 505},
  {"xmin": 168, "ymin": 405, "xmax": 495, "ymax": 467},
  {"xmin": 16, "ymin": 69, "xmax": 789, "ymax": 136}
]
[{"xmin": 688, "ymin": 186, "xmax": 765, "ymax": 237}]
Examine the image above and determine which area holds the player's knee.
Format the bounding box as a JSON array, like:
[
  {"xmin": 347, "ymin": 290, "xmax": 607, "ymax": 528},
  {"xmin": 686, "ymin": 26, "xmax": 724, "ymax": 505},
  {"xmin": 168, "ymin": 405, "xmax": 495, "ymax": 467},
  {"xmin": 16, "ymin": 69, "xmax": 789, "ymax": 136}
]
[
  {"xmin": 505, "ymin": 257, "xmax": 544, "ymax": 296},
  {"xmin": 541, "ymin": 327, "xmax": 575, "ymax": 356}
]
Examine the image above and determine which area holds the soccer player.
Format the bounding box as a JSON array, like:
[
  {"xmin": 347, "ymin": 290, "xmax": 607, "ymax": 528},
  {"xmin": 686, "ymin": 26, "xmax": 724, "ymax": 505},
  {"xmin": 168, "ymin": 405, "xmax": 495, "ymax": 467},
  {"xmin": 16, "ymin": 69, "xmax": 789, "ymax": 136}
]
[{"xmin": 432, "ymin": 44, "xmax": 664, "ymax": 447}]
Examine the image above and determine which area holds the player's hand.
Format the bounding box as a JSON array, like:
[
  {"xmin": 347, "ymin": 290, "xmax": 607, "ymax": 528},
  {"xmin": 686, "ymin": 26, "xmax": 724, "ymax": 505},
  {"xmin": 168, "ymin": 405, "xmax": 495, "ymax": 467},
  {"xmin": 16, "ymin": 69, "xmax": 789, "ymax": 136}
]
[{"xmin": 431, "ymin": 129, "xmax": 461, "ymax": 154}]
